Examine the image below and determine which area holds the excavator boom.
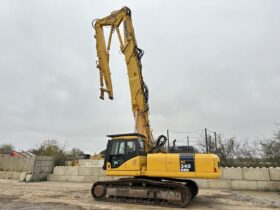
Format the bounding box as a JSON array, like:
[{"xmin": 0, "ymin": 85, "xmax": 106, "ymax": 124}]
[{"xmin": 94, "ymin": 7, "xmax": 153, "ymax": 152}]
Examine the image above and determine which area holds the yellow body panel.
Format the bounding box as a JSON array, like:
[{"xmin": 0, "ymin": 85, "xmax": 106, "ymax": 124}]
[
  {"xmin": 106, "ymin": 156, "xmax": 146, "ymax": 176},
  {"xmin": 146, "ymin": 153, "xmax": 220, "ymax": 178},
  {"xmin": 105, "ymin": 153, "xmax": 221, "ymax": 179}
]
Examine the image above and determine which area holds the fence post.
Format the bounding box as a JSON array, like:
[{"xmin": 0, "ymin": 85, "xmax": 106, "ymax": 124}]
[{"xmin": 205, "ymin": 128, "xmax": 208, "ymax": 153}]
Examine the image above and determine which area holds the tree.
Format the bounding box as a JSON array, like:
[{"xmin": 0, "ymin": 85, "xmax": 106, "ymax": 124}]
[
  {"xmin": 69, "ymin": 148, "xmax": 84, "ymax": 157},
  {"xmin": 237, "ymin": 140, "xmax": 262, "ymax": 167},
  {"xmin": 0, "ymin": 144, "xmax": 14, "ymax": 154},
  {"xmin": 216, "ymin": 137, "xmax": 240, "ymax": 167},
  {"xmin": 198, "ymin": 135, "xmax": 261, "ymax": 167},
  {"xmin": 31, "ymin": 139, "xmax": 67, "ymax": 166},
  {"xmin": 260, "ymin": 128, "xmax": 280, "ymax": 167}
]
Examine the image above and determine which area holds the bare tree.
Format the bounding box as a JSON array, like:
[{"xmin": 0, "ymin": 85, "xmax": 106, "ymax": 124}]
[
  {"xmin": 69, "ymin": 147, "xmax": 84, "ymax": 157},
  {"xmin": 260, "ymin": 128, "xmax": 280, "ymax": 167}
]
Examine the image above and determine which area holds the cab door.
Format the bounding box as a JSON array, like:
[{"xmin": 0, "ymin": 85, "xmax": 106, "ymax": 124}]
[
  {"xmin": 103, "ymin": 139, "xmax": 144, "ymax": 170},
  {"xmin": 109, "ymin": 140, "xmax": 126, "ymax": 168}
]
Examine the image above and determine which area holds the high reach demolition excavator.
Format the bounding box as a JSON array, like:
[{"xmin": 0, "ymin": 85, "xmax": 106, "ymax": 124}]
[{"xmin": 91, "ymin": 7, "xmax": 221, "ymax": 207}]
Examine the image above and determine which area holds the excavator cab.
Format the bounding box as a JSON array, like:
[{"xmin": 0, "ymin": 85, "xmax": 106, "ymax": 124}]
[{"xmin": 103, "ymin": 133, "xmax": 146, "ymax": 170}]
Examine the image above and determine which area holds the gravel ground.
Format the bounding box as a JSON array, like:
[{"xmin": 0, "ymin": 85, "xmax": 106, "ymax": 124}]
[{"xmin": 0, "ymin": 179, "xmax": 279, "ymax": 210}]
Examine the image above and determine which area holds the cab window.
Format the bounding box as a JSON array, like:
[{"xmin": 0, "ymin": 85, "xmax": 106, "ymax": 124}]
[
  {"xmin": 110, "ymin": 141, "xmax": 126, "ymax": 155},
  {"xmin": 127, "ymin": 141, "xmax": 136, "ymax": 154}
]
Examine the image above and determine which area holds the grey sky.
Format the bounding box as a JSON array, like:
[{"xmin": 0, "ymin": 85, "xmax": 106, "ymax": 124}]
[{"xmin": 0, "ymin": 0, "xmax": 279, "ymax": 153}]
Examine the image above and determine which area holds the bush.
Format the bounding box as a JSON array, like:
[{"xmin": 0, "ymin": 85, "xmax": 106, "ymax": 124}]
[
  {"xmin": 0, "ymin": 144, "xmax": 14, "ymax": 154},
  {"xmin": 31, "ymin": 139, "xmax": 67, "ymax": 166}
]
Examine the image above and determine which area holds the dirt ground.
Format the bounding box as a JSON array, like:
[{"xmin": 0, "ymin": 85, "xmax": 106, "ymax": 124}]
[{"xmin": 0, "ymin": 179, "xmax": 279, "ymax": 210}]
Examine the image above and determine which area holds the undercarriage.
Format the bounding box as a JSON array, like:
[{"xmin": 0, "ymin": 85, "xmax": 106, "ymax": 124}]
[{"xmin": 91, "ymin": 177, "xmax": 199, "ymax": 208}]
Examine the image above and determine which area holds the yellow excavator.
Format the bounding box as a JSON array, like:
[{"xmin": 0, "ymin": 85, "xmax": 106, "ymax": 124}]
[{"xmin": 91, "ymin": 7, "xmax": 221, "ymax": 207}]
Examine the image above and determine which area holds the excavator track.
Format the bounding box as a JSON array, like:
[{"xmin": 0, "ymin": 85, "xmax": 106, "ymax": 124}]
[{"xmin": 91, "ymin": 178, "xmax": 198, "ymax": 208}]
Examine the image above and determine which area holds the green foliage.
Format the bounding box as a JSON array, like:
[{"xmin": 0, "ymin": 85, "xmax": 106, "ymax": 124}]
[
  {"xmin": 0, "ymin": 144, "xmax": 14, "ymax": 154},
  {"xmin": 31, "ymin": 139, "xmax": 67, "ymax": 166}
]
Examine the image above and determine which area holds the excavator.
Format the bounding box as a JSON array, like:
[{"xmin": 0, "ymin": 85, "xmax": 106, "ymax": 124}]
[{"xmin": 91, "ymin": 7, "xmax": 221, "ymax": 207}]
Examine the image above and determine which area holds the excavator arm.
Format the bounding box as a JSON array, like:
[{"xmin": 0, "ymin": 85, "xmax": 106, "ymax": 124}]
[{"xmin": 93, "ymin": 7, "xmax": 153, "ymax": 152}]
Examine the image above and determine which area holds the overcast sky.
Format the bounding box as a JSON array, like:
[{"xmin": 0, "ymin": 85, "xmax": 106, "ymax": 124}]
[{"xmin": 0, "ymin": 0, "xmax": 279, "ymax": 153}]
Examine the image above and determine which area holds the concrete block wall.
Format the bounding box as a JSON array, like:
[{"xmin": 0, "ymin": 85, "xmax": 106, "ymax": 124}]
[
  {"xmin": 48, "ymin": 166, "xmax": 116, "ymax": 183},
  {"xmin": 0, "ymin": 156, "xmax": 34, "ymax": 172},
  {"xmin": 0, "ymin": 156, "xmax": 54, "ymax": 181},
  {"xmin": 48, "ymin": 166, "xmax": 280, "ymax": 191},
  {"xmin": 192, "ymin": 167, "xmax": 280, "ymax": 191},
  {"xmin": 79, "ymin": 160, "xmax": 103, "ymax": 167},
  {"xmin": 31, "ymin": 156, "xmax": 54, "ymax": 181}
]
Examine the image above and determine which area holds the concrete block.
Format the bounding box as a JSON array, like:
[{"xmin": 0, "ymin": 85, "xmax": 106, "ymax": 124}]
[
  {"xmin": 47, "ymin": 174, "xmax": 57, "ymax": 181},
  {"xmin": 257, "ymin": 181, "xmax": 271, "ymax": 191},
  {"xmin": 40, "ymin": 161, "xmax": 47, "ymax": 167},
  {"xmin": 2, "ymin": 171, "xmax": 6, "ymax": 179},
  {"xmin": 19, "ymin": 172, "xmax": 27, "ymax": 182},
  {"xmin": 45, "ymin": 160, "xmax": 53, "ymax": 167},
  {"xmin": 0, "ymin": 171, "xmax": 4, "ymax": 179},
  {"xmin": 47, "ymin": 166, "xmax": 54, "ymax": 173},
  {"xmin": 78, "ymin": 167, "xmax": 91, "ymax": 176},
  {"xmin": 31, "ymin": 174, "xmax": 40, "ymax": 181},
  {"xmin": 222, "ymin": 167, "xmax": 243, "ymax": 180},
  {"xmin": 91, "ymin": 167, "xmax": 99, "ymax": 176},
  {"xmin": 79, "ymin": 160, "xmax": 103, "ymax": 167},
  {"xmin": 207, "ymin": 179, "xmax": 231, "ymax": 189},
  {"xmin": 47, "ymin": 174, "xmax": 68, "ymax": 182},
  {"xmin": 39, "ymin": 173, "xmax": 48, "ymax": 181},
  {"xmin": 46, "ymin": 156, "xmax": 54, "ymax": 162},
  {"xmin": 12, "ymin": 172, "xmax": 20, "ymax": 180},
  {"xmin": 0, "ymin": 171, "xmax": 6, "ymax": 179},
  {"xmin": 79, "ymin": 160, "xmax": 92, "ymax": 167},
  {"xmin": 5, "ymin": 171, "xmax": 13, "ymax": 179},
  {"xmin": 269, "ymin": 168, "xmax": 280, "ymax": 181},
  {"xmin": 98, "ymin": 168, "xmax": 106, "ymax": 176},
  {"xmin": 35, "ymin": 156, "xmax": 43, "ymax": 161},
  {"xmin": 191, "ymin": 179, "xmax": 209, "ymax": 188},
  {"xmin": 37, "ymin": 156, "xmax": 45, "ymax": 161},
  {"xmin": 65, "ymin": 167, "xmax": 78, "ymax": 176},
  {"xmin": 68, "ymin": 176, "xmax": 85, "ymax": 182},
  {"xmin": 243, "ymin": 167, "xmax": 270, "ymax": 181},
  {"xmin": 40, "ymin": 166, "xmax": 50, "ymax": 173},
  {"xmin": 53, "ymin": 167, "xmax": 66, "ymax": 176},
  {"xmin": 36, "ymin": 156, "xmax": 53, "ymax": 161},
  {"xmin": 33, "ymin": 167, "xmax": 42, "ymax": 174},
  {"xmin": 84, "ymin": 176, "xmax": 99, "ymax": 183},
  {"xmin": 232, "ymin": 180, "xmax": 257, "ymax": 190},
  {"xmin": 270, "ymin": 181, "xmax": 280, "ymax": 191},
  {"xmin": 34, "ymin": 160, "xmax": 42, "ymax": 167}
]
